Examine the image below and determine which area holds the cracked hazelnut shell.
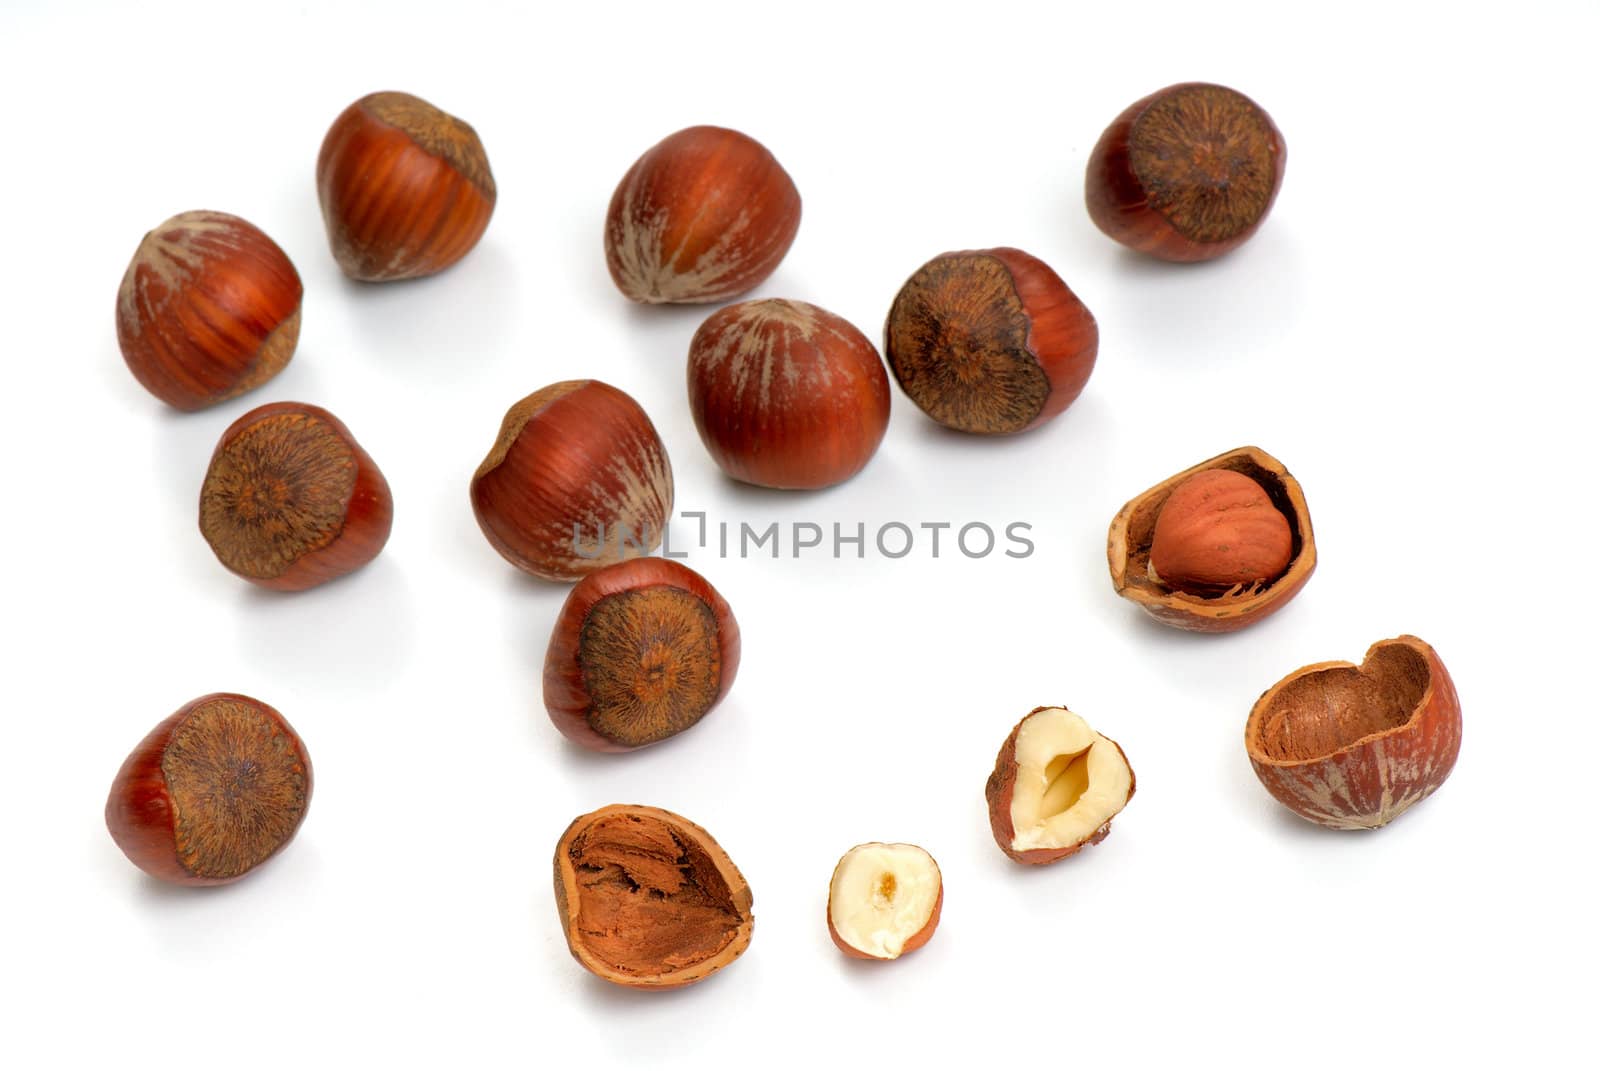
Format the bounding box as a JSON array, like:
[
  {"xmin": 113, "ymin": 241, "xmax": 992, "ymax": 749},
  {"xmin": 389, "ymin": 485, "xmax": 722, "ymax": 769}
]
[
  {"xmin": 1108, "ymin": 446, "xmax": 1314, "ymax": 632},
  {"xmin": 200, "ymin": 402, "xmax": 393, "ymax": 591},
  {"xmin": 1245, "ymin": 636, "xmax": 1462, "ymax": 830},
  {"xmin": 105, "ymin": 693, "xmax": 312, "ymax": 886},
  {"xmin": 543, "ymin": 558, "xmax": 741, "ymax": 752},
  {"xmin": 116, "ymin": 210, "xmax": 302, "ymax": 411},
  {"xmin": 826, "ymin": 842, "xmax": 943, "ymax": 961},
  {"xmin": 470, "ymin": 380, "xmax": 673, "ymax": 581},
  {"xmin": 688, "ymin": 298, "xmax": 890, "ymax": 489},
  {"xmin": 1086, "ymin": 82, "xmax": 1286, "ymax": 262},
  {"xmin": 604, "ymin": 125, "xmax": 801, "ymax": 304},
  {"xmin": 884, "ymin": 247, "xmax": 1097, "ymax": 435},
  {"xmin": 316, "ymin": 91, "xmax": 496, "ymax": 281},
  {"xmin": 553, "ymin": 804, "xmax": 753, "ymax": 989},
  {"xmin": 985, "ymin": 706, "xmax": 1135, "ymax": 865}
]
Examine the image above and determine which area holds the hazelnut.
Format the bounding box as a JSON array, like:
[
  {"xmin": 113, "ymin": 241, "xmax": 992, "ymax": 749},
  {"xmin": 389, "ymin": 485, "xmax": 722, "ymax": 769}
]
[
  {"xmin": 1149, "ymin": 468, "xmax": 1293, "ymax": 597},
  {"xmin": 115, "ymin": 210, "xmax": 302, "ymax": 411},
  {"xmin": 1086, "ymin": 82, "xmax": 1286, "ymax": 262},
  {"xmin": 1108, "ymin": 446, "xmax": 1315, "ymax": 632},
  {"xmin": 316, "ymin": 91, "xmax": 496, "ymax": 281},
  {"xmin": 543, "ymin": 558, "xmax": 741, "ymax": 751},
  {"xmin": 687, "ymin": 298, "xmax": 890, "ymax": 489},
  {"xmin": 604, "ymin": 125, "xmax": 801, "ymax": 304},
  {"xmin": 200, "ymin": 402, "xmax": 393, "ymax": 591},
  {"xmin": 1245, "ymin": 636, "xmax": 1462, "ymax": 830},
  {"xmin": 553, "ymin": 804, "xmax": 754, "ymax": 989},
  {"xmin": 985, "ymin": 706, "xmax": 1135, "ymax": 865},
  {"xmin": 826, "ymin": 843, "xmax": 943, "ymax": 961},
  {"xmin": 105, "ymin": 693, "xmax": 312, "ymax": 885},
  {"xmin": 884, "ymin": 247, "xmax": 1097, "ymax": 435},
  {"xmin": 470, "ymin": 380, "xmax": 673, "ymax": 580}
]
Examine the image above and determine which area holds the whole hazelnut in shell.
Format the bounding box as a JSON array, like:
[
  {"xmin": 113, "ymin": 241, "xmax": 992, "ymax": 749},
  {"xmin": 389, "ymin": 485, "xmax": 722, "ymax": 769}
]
[
  {"xmin": 116, "ymin": 210, "xmax": 302, "ymax": 410},
  {"xmin": 316, "ymin": 91, "xmax": 496, "ymax": 281},
  {"xmin": 884, "ymin": 247, "xmax": 1097, "ymax": 435},
  {"xmin": 470, "ymin": 380, "xmax": 673, "ymax": 581},
  {"xmin": 543, "ymin": 558, "xmax": 740, "ymax": 751},
  {"xmin": 105, "ymin": 693, "xmax": 312, "ymax": 885},
  {"xmin": 199, "ymin": 402, "xmax": 393, "ymax": 591},
  {"xmin": 604, "ymin": 125, "xmax": 801, "ymax": 304},
  {"xmin": 1086, "ymin": 82, "xmax": 1286, "ymax": 262},
  {"xmin": 687, "ymin": 298, "xmax": 890, "ymax": 489}
]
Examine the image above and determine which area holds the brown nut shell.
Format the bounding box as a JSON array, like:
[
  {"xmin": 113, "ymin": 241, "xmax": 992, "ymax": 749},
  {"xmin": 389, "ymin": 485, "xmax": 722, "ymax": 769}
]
[
  {"xmin": 1245, "ymin": 635, "xmax": 1462, "ymax": 830},
  {"xmin": 105, "ymin": 693, "xmax": 313, "ymax": 885},
  {"xmin": 199, "ymin": 402, "xmax": 394, "ymax": 591},
  {"xmin": 543, "ymin": 558, "xmax": 741, "ymax": 752},
  {"xmin": 553, "ymin": 804, "xmax": 754, "ymax": 989},
  {"xmin": 470, "ymin": 380, "xmax": 674, "ymax": 580},
  {"xmin": 604, "ymin": 125, "xmax": 801, "ymax": 304},
  {"xmin": 316, "ymin": 91, "xmax": 496, "ymax": 281},
  {"xmin": 1086, "ymin": 82, "xmax": 1286, "ymax": 262},
  {"xmin": 115, "ymin": 210, "xmax": 302, "ymax": 411},
  {"xmin": 884, "ymin": 247, "xmax": 1097, "ymax": 435},
  {"xmin": 984, "ymin": 706, "xmax": 1136, "ymax": 865},
  {"xmin": 1108, "ymin": 446, "xmax": 1314, "ymax": 632},
  {"xmin": 688, "ymin": 298, "xmax": 891, "ymax": 489}
]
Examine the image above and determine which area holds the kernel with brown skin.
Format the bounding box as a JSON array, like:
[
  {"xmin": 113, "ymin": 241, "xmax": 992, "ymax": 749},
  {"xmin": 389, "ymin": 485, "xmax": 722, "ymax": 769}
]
[{"xmin": 1149, "ymin": 468, "xmax": 1293, "ymax": 597}]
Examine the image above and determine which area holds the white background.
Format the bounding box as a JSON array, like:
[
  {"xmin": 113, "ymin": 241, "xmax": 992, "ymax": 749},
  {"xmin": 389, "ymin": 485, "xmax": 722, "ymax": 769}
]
[{"xmin": 2, "ymin": 1, "xmax": 1593, "ymax": 1065}]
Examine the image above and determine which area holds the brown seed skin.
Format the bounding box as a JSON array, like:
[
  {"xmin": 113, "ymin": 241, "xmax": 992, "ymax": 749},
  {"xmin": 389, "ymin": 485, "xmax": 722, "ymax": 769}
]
[
  {"xmin": 316, "ymin": 91, "xmax": 496, "ymax": 281},
  {"xmin": 1086, "ymin": 82, "xmax": 1286, "ymax": 262},
  {"xmin": 116, "ymin": 210, "xmax": 302, "ymax": 411},
  {"xmin": 200, "ymin": 402, "xmax": 394, "ymax": 592},
  {"xmin": 1245, "ymin": 636, "xmax": 1462, "ymax": 830},
  {"xmin": 984, "ymin": 706, "xmax": 1136, "ymax": 865},
  {"xmin": 884, "ymin": 247, "xmax": 1097, "ymax": 435},
  {"xmin": 470, "ymin": 381, "xmax": 674, "ymax": 581},
  {"xmin": 553, "ymin": 804, "xmax": 754, "ymax": 989},
  {"xmin": 688, "ymin": 299, "xmax": 890, "ymax": 489},
  {"xmin": 105, "ymin": 694, "xmax": 313, "ymax": 886},
  {"xmin": 543, "ymin": 558, "xmax": 741, "ymax": 752},
  {"xmin": 1149, "ymin": 469, "xmax": 1294, "ymax": 596},
  {"xmin": 1108, "ymin": 446, "xmax": 1315, "ymax": 633},
  {"xmin": 605, "ymin": 125, "xmax": 801, "ymax": 304}
]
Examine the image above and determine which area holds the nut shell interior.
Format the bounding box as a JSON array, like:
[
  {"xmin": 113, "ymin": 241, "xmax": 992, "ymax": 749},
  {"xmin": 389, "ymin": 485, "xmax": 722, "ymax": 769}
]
[
  {"xmin": 553, "ymin": 804, "xmax": 753, "ymax": 988},
  {"xmin": 1108, "ymin": 445, "xmax": 1314, "ymax": 632},
  {"xmin": 1244, "ymin": 636, "xmax": 1462, "ymax": 829}
]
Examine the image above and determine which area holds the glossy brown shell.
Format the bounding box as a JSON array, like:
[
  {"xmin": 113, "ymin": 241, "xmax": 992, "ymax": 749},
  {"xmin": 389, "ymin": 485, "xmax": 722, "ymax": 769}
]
[{"xmin": 1107, "ymin": 446, "xmax": 1315, "ymax": 632}]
